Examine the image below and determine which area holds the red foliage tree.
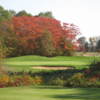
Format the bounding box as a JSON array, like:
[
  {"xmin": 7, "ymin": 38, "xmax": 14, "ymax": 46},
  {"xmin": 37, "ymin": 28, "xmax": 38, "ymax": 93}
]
[{"xmin": 13, "ymin": 16, "xmax": 80, "ymax": 56}]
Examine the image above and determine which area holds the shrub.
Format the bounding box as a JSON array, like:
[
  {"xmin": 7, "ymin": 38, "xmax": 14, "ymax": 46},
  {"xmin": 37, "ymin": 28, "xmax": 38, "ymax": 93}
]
[
  {"xmin": 22, "ymin": 75, "xmax": 33, "ymax": 85},
  {"xmin": 0, "ymin": 69, "xmax": 100, "ymax": 88},
  {"xmin": 48, "ymin": 77, "xmax": 65, "ymax": 86},
  {"xmin": 85, "ymin": 61, "xmax": 100, "ymax": 79},
  {"xmin": 90, "ymin": 61, "xmax": 100, "ymax": 71},
  {"xmin": 10, "ymin": 75, "xmax": 35, "ymax": 86},
  {"xmin": 0, "ymin": 74, "xmax": 10, "ymax": 88},
  {"xmin": 0, "ymin": 74, "xmax": 44, "ymax": 88},
  {"xmin": 33, "ymin": 76, "xmax": 44, "ymax": 85},
  {"xmin": 65, "ymin": 73, "xmax": 86, "ymax": 87}
]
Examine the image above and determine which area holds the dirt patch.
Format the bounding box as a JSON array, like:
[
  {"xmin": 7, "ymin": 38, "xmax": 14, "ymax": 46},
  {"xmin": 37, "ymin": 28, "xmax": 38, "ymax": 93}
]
[{"xmin": 32, "ymin": 66, "xmax": 75, "ymax": 70}]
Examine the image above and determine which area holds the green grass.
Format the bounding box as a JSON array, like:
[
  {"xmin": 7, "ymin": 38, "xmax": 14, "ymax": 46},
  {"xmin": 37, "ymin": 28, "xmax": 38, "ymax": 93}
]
[
  {"xmin": 1, "ymin": 56, "xmax": 100, "ymax": 100},
  {"xmin": 5, "ymin": 55, "xmax": 100, "ymax": 71},
  {"xmin": 0, "ymin": 86, "xmax": 100, "ymax": 100}
]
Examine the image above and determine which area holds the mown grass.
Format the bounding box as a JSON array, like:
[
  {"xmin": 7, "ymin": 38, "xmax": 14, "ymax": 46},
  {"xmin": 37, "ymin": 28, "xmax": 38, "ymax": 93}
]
[
  {"xmin": 6, "ymin": 55, "xmax": 100, "ymax": 62},
  {"xmin": 0, "ymin": 86, "xmax": 100, "ymax": 100},
  {"xmin": 5, "ymin": 55, "xmax": 100, "ymax": 71}
]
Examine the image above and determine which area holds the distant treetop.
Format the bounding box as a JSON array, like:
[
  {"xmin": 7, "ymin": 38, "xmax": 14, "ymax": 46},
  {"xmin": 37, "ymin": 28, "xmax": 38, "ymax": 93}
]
[
  {"xmin": 15, "ymin": 10, "xmax": 32, "ymax": 16},
  {"xmin": 36, "ymin": 11, "xmax": 54, "ymax": 18}
]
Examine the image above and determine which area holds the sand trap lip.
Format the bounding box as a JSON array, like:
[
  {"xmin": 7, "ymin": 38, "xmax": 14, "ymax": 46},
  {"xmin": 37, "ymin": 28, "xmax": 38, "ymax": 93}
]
[{"xmin": 32, "ymin": 66, "xmax": 75, "ymax": 70}]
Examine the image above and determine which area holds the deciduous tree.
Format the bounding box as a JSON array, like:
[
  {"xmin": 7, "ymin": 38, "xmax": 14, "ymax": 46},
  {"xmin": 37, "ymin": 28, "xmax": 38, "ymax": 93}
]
[{"xmin": 13, "ymin": 16, "xmax": 80, "ymax": 56}]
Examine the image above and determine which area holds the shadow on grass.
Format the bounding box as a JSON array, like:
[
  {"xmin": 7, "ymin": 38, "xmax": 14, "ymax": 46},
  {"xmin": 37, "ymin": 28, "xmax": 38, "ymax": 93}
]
[
  {"xmin": 31, "ymin": 86, "xmax": 100, "ymax": 100},
  {"xmin": 48, "ymin": 88, "xmax": 100, "ymax": 100}
]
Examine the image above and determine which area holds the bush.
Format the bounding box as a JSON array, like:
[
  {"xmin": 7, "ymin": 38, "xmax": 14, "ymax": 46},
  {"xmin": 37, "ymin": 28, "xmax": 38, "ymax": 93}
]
[
  {"xmin": 0, "ymin": 74, "xmax": 44, "ymax": 88},
  {"xmin": 65, "ymin": 73, "xmax": 86, "ymax": 87},
  {"xmin": 85, "ymin": 61, "xmax": 100, "ymax": 79},
  {"xmin": 33, "ymin": 76, "xmax": 44, "ymax": 85},
  {"xmin": 11, "ymin": 75, "xmax": 34, "ymax": 86},
  {"xmin": 48, "ymin": 77, "xmax": 65, "ymax": 86},
  {"xmin": 0, "ymin": 69, "xmax": 100, "ymax": 88},
  {"xmin": 90, "ymin": 61, "xmax": 100, "ymax": 71},
  {"xmin": 64, "ymin": 72, "xmax": 100, "ymax": 88},
  {"xmin": 0, "ymin": 74, "xmax": 10, "ymax": 88}
]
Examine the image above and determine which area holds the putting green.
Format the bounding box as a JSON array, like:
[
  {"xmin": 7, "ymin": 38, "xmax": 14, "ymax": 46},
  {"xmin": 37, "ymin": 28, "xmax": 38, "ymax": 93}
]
[
  {"xmin": 5, "ymin": 55, "xmax": 100, "ymax": 71},
  {"xmin": 6, "ymin": 61, "xmax": 88, "ymax": 66}
]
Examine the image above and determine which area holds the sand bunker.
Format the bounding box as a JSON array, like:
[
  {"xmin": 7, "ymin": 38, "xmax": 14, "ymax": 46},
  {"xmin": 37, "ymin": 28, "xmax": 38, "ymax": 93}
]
[{"xmin": 32, "ymin": 66, "xmax": 74, "ymax": 70}]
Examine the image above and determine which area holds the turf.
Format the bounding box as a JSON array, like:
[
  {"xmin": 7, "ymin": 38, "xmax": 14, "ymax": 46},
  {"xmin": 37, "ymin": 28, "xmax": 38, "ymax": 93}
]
[
  {"xmin": 5, "ymin": 55, "xmax": 100, "ymax": 71},
  {"xmin": 0, "ymin": 86, "xmax": 100, "ymax": 100}
]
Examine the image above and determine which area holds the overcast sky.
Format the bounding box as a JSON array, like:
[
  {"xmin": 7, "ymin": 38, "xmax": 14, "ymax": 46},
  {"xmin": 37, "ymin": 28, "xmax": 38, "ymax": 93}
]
[{"xmin": 0, "ymin": 0, "xmax": 100, "ymax": 38}]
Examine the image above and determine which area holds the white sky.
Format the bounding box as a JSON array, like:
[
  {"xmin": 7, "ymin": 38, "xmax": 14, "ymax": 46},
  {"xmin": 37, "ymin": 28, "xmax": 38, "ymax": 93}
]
[{"xmin": 0, "ymin": 0, "xmax": 100, "ymax": 39}]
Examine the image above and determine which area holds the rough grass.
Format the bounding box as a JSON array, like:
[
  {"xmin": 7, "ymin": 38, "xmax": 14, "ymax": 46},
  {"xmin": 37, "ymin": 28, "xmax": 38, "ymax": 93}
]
[
  {"xmin": 0, "ymin": 86, "xmax": 100, "ymax": 100},
  {"xmin": 5, "ymin": 55, "xmax": 100, "ymax": 71}
]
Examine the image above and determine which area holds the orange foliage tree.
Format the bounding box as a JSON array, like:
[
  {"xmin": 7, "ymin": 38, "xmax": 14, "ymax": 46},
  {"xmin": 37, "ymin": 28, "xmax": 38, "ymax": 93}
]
[{"xmin": 13, "ymin": 16, "xmax": 80, "ymax": 56}]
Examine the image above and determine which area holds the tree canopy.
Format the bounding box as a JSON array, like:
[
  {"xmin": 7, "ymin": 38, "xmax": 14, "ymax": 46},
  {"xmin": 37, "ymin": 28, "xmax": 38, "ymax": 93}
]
[
  {"xmin": 12, "ymin": 16, "xmax": 80, "ymax": 56},
  {"xmin": 15, "ymin": 10, "xmax": 32, "ymax": 16},
  {"xmin": 0, "ymin": 6, "xmax": 13, "ymax": 22},
  {"xmin": 37, "ymin": 11, "xmax": 54, "ymax": 18}
]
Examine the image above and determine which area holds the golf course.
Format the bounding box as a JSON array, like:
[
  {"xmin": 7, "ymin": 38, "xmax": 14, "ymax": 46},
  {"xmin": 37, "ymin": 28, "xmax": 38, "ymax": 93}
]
[
  {"xmin": 0, "ymin": 55, "xmax": 99, "ymax": 100},
  {"xmin": 0, "ymin": 1, "xmax": 100, "ymax": 99},
  {"xmin": 5, "ymin": 55, "xmax": 100, "ymax": 71},
  {"xmin": 0, "ymin": 86, "xmax": 100, "ymax": 100}
]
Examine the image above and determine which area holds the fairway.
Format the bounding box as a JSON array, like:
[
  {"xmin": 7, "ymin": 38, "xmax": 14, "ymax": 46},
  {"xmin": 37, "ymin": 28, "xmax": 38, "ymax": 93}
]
[
  {"xmin": 5, "ymin": 55, "xmax": 100, "ymax": 71},
  {"xmin": 0, "ymin": 86, "xmax": 100, "ymax": 100}
]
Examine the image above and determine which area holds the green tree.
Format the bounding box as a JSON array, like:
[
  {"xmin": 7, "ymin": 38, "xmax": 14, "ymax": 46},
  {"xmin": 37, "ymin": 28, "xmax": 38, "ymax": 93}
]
[
  {"xmin": 36, "ymin": 31, "xmax": 56, "ymax": 57},
  {"xmin": 37, "ymin": 11, "xmax": 54, "ymax": 18},
  {"xmin": 0, "ymin": 21, "xmax": 20, "ymax": 57},
  {"xmin": 85, "ymin": 42, "xmax": 89, "ymax": 52},
  {"xmin": 78, "ymin": 37, "xmax": 86, "ymax": 51},
  {"xmin": 9, "ymin": 10, "xmax": 16, "ymax": 17},
  {"xmin": 15, "ymin": 10, "xmax": 32, "ymax": 16},
  {"xmin": 97, "ymin": 40, "xmax": 100, "ymax": 51},
  {"xmin": 0, "ymin": 41, "xmax": 5, "ymax": 59},
  {"xmin": 0, "ymin": 6, "xmax": 13, "ymax": 22}
]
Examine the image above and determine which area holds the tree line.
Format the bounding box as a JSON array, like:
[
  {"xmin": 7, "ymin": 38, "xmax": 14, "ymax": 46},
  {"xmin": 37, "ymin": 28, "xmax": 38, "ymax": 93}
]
[
  {"xmin": 0, "ymin": 5, "xmax": 80, "ymax": 58},
  {"xmin": 78, "ymin": 36, "xmax": 100, "ymax": 52}
]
